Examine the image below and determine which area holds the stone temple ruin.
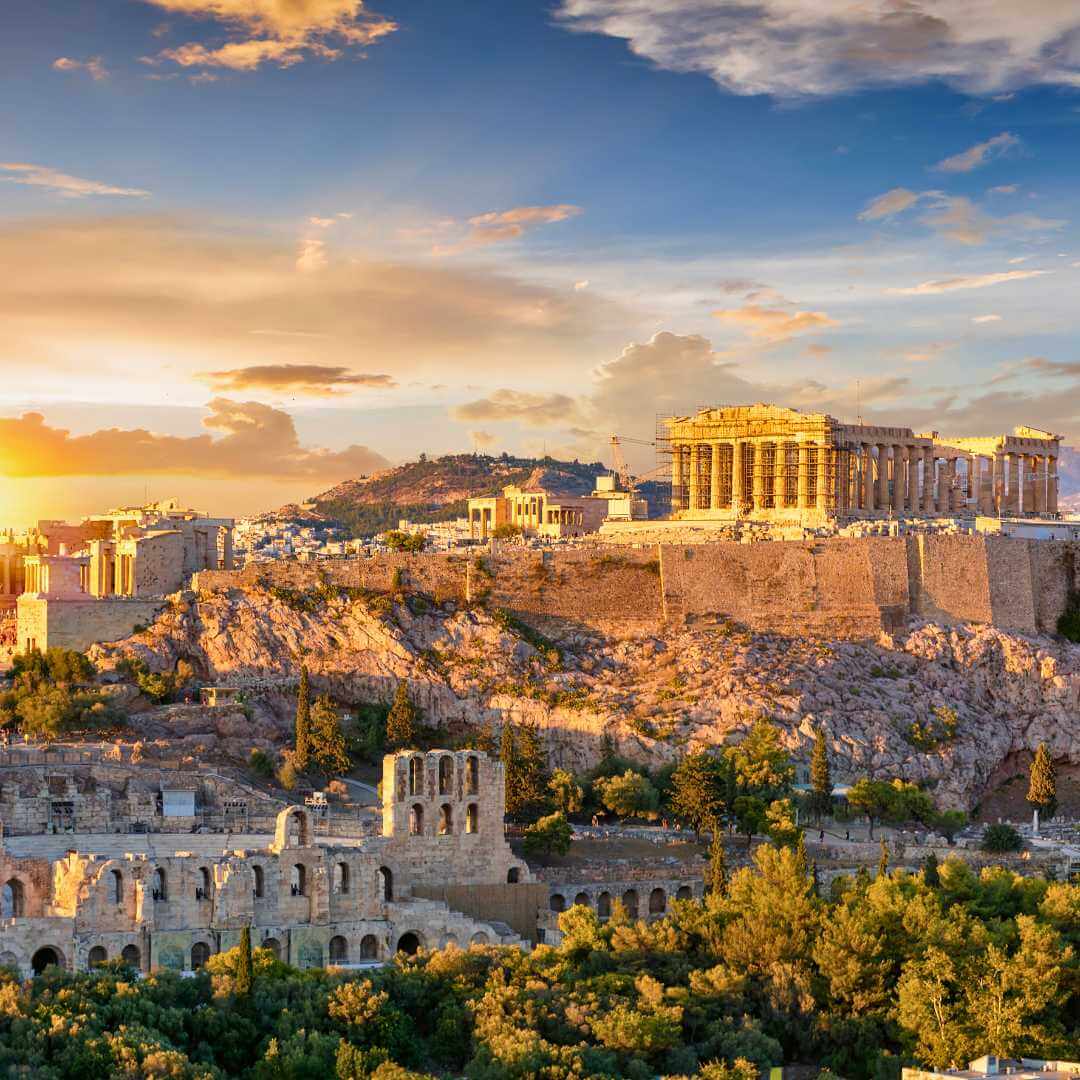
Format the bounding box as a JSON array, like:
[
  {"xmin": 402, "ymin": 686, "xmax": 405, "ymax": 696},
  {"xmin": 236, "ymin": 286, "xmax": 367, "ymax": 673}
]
[{"xmin": 0, "ymin": 750, "xmax": 699, "ymax": 977}]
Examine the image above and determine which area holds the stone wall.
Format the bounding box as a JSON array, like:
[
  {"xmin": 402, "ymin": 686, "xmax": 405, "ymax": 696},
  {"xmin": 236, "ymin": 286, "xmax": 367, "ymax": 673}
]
[{"xmin": 16, "ymin": 596, "xmax": 168, "ymax": 653}]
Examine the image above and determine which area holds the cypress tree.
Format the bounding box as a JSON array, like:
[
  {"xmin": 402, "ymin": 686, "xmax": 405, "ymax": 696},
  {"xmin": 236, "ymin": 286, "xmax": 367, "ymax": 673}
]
[
  {"xmin": 922, "ymin": 851, "xmax": 940, "ymax": 887},
  {"xmin": 311, "ymin": 695, "xmax": 351, "ymax": 775},
  {"xmin": 878, "ymin": 836, "xmax": 889, "ymax": 879},
  {"xmin": 385, "ymin": 681, "xmax": 418, "ymax": 751},
  {"xmin": 809, "ymin": 727, "xmax": 833, "ymax": 822},
  {"xmin": 236, "ymin": 925, "xmax": 253, "ymax": 997},
  {"xmin": 1027, "ymin": 742, "xmax": 1058, "ymax": 820},
  {"xmin": 707, "ymin": 826, "xmax": 727, "ymax": 895},
  {"xmin": 294, "ymin": 664, "xmax": 312, "ymax": 771}
]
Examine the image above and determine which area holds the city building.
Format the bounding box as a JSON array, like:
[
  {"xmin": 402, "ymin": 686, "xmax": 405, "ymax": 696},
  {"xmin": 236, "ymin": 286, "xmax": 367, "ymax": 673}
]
[{"xmin": 902, "ymin": 1057, "xmax": 1080, "ymax": 1080}]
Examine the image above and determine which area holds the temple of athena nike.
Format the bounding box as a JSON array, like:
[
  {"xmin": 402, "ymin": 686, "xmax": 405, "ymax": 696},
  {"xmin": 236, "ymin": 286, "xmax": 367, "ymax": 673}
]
[{"xmin": 664, "ymin": 404, "xmax": 1061, "ymax": 525}]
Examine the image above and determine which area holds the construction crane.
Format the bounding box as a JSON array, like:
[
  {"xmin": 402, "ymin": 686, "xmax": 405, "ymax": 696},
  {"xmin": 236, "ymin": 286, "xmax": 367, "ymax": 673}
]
[{"xmin": 609, "ymin": 434, "xmax": 655, "ymax": 494}]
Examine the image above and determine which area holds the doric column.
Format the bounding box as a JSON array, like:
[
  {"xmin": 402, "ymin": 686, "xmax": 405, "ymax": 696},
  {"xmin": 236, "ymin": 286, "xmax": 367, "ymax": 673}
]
[
  {"xmin": 862, "ymin": 444, "xmax": 875, "ymax": 511},
  {"xmin": 774, "ymin": 442, "xmax": 787, "ymax": 509},
  {"xmin": 905, "ymin": 451, "xmax": 918, "ymax": 512},
  {"xmin": 671, "ymin": 444, "xmax": 682, "ymax": 512},
  {"xmin": 875, "ymin": 443, "xmax": 889, "ymax": 509},
  {"xmin": 1048, "ymin": 455, "xmax": 1059, "ymax": 514},
  {"xmin": 991, "ymin": 452, "xmax": 1003, "ymax": 515},
  {"xmin": 731, "ymin": 439, "xmax": 744, "ymax": 513},
  {"xmin": 752, "ymin": 442, "xmax": 765, "ymax": 512},
  {"xmin": 710, "ymin": 443, "xmax": 722, "ymax": 510},
  {"xmin": 1007, "ymin": 453, "xmax": 1021, "ymax": 515},
  {"xmin": 935, "ymin": 458, "xmax": 949, "ymax": 513},
  {"xmin": 891, "ymin": 446, "xmax": 904, "ymax": 513},
  {"xmin": 1023, "ymin": 453, "xmax": 1037, "ymax": 515},
  {"xmin": 797, "ymin": 441, "xmax": 810, "ymax": 509},
  {"xmin": 978, "ymin": 458, "xmax": 992, "ymax": 515},
  {"xmin": 966, "ymin": 454, "xmax": 977, "ymax": 508},
  {"xmin": 688, "ymin": 444, "xmax": 700, "ymax": 512},
  {"xmin": 947, "ymin": 458, "xmax": 959, "ymax": 512},
  {"xmin": 922, "ymin": 449, "xmax": 936, "ymax": 513},
  {"xmin": 816, "ymin": 443, "xmax": 829, "ymax": 510}
]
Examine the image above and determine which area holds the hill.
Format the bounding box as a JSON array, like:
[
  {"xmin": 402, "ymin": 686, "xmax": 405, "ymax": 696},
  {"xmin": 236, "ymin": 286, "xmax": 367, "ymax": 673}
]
[{"xmin": 280, "ymin": 453, "xmax": 612, "ymax": 536}]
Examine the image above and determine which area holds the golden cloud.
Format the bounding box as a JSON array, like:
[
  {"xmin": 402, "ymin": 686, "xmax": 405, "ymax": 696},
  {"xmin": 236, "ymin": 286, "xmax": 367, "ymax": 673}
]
[
  {"xmin": 0, "ymin": 398, "xmax": 389, "ymax": 479},
  {"xmin": 887, "ymin": 269, "xmax": 1050, "ymax": 295},
  {"xmin": 433, "ymin": 204, "xmax": 583, "ymax": 255},
  {"xmin": 711, "ymin": 304, "xmax": 839, "ymax": 343},
  {"xmin": 451, "ymin": 390, "xmax": 584, "ymax": 427},
  {"xmin": 0, "ymin": 163, "xmax": 148, "ymax": 199},
  {"xmin": 198, "ymin": 363, "xmax": 397, "ymax": 394},
  {"xmin": 53, "ymin": 56, "xmax": 109, "ymax": 80}
]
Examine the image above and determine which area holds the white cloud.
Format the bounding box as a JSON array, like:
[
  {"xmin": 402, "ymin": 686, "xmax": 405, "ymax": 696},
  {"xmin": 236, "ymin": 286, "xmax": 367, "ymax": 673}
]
[
  {"xmin": 932, "ymin": 132, "xmax": 1019, "ymax": 173},
  {"xmin": 972, "ymin": 314, "xmax": 1003, "ymax": 323},
  {"xmin": 307, "ymin": 216, "xmax": 336, "ymax": 228},
  {"xmin": 989, "ymin": 184, "xmax": 1019, "ymax": 195},
  {"xmin": 554, "ymin": 1, "xmax": 1080, "ymax": 98},
  {"xmin": 887, "ymin": 269, "xmax": 1050, "ymax": 296},
  {"xmin": 574, "ymin": 280, "xmax": 590, "ymax": 291},
  {"xmin": 0, "ymin": 163, "xmax": 148, "ymax": 199},
  {"xmin": 712, "ymin": 304, "xmax": 838, "ymax": 343},
  {"xmin": 295, "ymin": 237, "xmax": 327, "ymax": 273},
  {"xmin": 53, "ymin": 56, "xmax": 109, "ymax": 81},
  {"xmin": 432, "ymin": 204, "xmax": 583, "ymax": 255},
  {"xmin": 858, "ymin": 188, "xmax": 924, "ymax": 221}
]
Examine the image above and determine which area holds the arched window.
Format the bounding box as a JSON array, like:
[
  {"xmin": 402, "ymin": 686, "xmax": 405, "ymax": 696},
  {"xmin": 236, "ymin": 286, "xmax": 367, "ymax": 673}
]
[
  {"xmin": 438, "ymin": 755, "xmax": 453, "ymax": 795},
  {"xmin": 550, "ymin": 893, "xmax": 566, "ymax": 912},
  {"xmin": 291, "ymin": 864, "xmax": 306, "ymax": 897},
  {"xmin": 252, "ymin": 865, "xmax": 264, "ymax": 899},
  {"xmin": 465, "ymin": 803, "xmax": 478, "ymax": 834},
  {"xmin": 597, "ymin": 891, "xmax": 612, "ymax": 919},
  {"xmin": 409, "ymin": 756, "xmax": 423, "ymax": 796},
  {"xmin": 153, "ymin": 868, "xmax": 167, "ymax": 902},
  {"xmin": 438, "ymin": 804, "xmax": 453, "ymax": 835},
  {"xmin": 378, "ymin": 866, "xmax": 393, "ymax": 901},
  {"xmin": 337, "ymin": 862, "xmax": 350, "ymax": 894},
  {"xmin": 110, "ymin": 869, "xmax": 123, "ymax": 905},
  {"xmin": 261, "ymin": 937, "xmax": 281, "ymax": 960},
  {"xmin": 470, "ymin": 931, "xmax": 489, "ymax": 945},
  {"xmin": 121, "ymin": 944, "xmax": 141, "ymax": 968},
  {"xmin": 360, "ymin": 934, "xmax": 378, "ymax": 959},
  {"xmin": 676, "ymin": 885, "xmax": 692, "ymax": 901},
  {"xmin": 328, "ymin": 935, "xmax": 348, "ymax": 964},
  {"xmin": 465, "ymin": 755, "xmax": 479, "ymax": 795},
  {"xmin": 574, "ymin": 892, "xmax": 590, "ymax": 908},
  {"xmin": 396, "ymin": 932, "xmax": 420, "ymax": 955},
  {"xmin": 2, "ymin": 879, "xmax": 25, "ymax": 918},
  {"xmin": 409, "ymin": 804, "xmax": 424, "ymax": 835},
  {"xmin": 507, "ymin": 867, "xmax": 520, "ymax": 884},
  {"xmin": 88, "ymin": 945, "xmax": 108, "ymax": 968},
  {"xmin": 190, "ymin": 942, "xmax": 210, "ymax": 970},
  {"xmin": 32, "ymin": 947, "xmax": 62, "ymax": 975},
  {"xmin": 649, "ymin": 888, "xmax": 666, "ymax": 915},
  {"xmin": 622, "ymin": 889, "xmax": 639, "ymax": 919},
  {"xmin": 196, "ymin": 867, "xmax": 211, "ymax": 901}
]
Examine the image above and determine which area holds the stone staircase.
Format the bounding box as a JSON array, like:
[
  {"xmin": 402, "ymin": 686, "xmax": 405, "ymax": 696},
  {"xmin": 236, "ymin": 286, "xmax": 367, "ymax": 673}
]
[{"xmin": 390, "ymin": 896, "xmax": 525, "ymax": 950}]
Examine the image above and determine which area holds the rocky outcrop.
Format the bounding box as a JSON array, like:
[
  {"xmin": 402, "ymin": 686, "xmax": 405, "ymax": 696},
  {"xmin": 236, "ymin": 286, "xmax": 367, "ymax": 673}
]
[{"xmin": 90, "ymin": 585, "xmax": 1080, "ymax": 811}]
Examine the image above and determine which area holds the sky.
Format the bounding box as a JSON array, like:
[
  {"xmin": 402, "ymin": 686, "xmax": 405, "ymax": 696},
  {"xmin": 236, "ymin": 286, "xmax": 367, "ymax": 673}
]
[{"xmin": 4, "ymin": 0, "xmax": 1080, "ymax": 524}]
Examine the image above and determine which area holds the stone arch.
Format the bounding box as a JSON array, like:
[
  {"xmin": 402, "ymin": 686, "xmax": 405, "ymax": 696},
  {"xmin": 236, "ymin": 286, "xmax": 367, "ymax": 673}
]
[
  {"xmin": 408, "ymin": 755, "xmax": 424, "ymax": 797},
  {"xmin": 252, "ymin": 865, "xmax": 264, "ymax": 899},
  {"xmin": 438, "ymin": 755, "xmax": 454, "ymax": 795},
  {"xmin": 153, "ymin": 867, "xmax": 167, "ymax": 901},
  {"xmin": 574, "ymin": 891, "xmax": 590, "ymax": 908},
  {"xmin": 676, "ymin": 885, "xmax": 692, "ymax": 901},
  {"xmin": 0, "ymin": 952, "xmax": 17, "ymax": 971},
  {"xmin": 465, "ymin": 803, "xmax": 478, "ymax": 834},
  {"xmin": 438, "ymin": 804, "xmax": 453, "ymax": 835},
  {"xmin": 273, "ymin": 805, "xmax": 313, "ymax": 851},
  {"xmin": 649, "ymin": 887, "xmax": 666, "ymax": 914},
  {"xmin": 196, "ymin": 866, "xmax": 212, "ymax": 900},
  {"xmin": 378, "ymin": 866, "xmax": 393, "ymax": 901},
  {"xmin": 290, "ymin": 863, "xmax": 306, "ymax": 897},
  {"xmin": 359, "ymin": 934, "xmax": 378, "ymax": 959},
  {"xmin": 336, "ymin": 862, "xmax": 350, "ymax": 894},
  {"xmin": 110, "ymin": 868, "xmax": 123, "ymax": 905},
  {"xmin": 470, "ymin": 931, "xmax": 489, "ymax": 945},
  {"xmin": 622, "ymin": 889, "xmax": 639, "ymax": 919},
  {"xmin": 261, "ymin": 937, "xmax": 281, "ymax": 959},
  {"xmin": 190, "ymin": 942, "xmax": 210, "ymax": 970},
  {"xmin": 328, "ymin": 936, "xmax": 348, "ymax": 964},
  {"xmin": 465, "ymin": 754, "xmax": 479, "ymax": 795},
  {"xmin": 88, "ymin": 945, "xmax": 108, "ymax": 968},
  {"xmin": 396, "ymin": 931, "xmax": 422, "ymax": 955},
  {"xmin": 121, "ymin": 944, "xmax": 141, "ymax": 968},
  {"xmin": 32, "ymin": 946, "xmax": 64, "ymax": 975},
  {"xmin": 409, "ymin": 803, "xmax": 424, "ymax": 835},
  {"xmin": 1, "ymin": 878, "xmax": 25, "ymax": 918},
  {"xmin": 507, "ymin": 867, "xmax": 520, "ymax": 884},
  {"xmin": 550, "ymin": 893, "xmax": 566, "ymax": 913},
  {"xmin": 597, "ymin": 891, "xmax": 612, "ymax": 919}
]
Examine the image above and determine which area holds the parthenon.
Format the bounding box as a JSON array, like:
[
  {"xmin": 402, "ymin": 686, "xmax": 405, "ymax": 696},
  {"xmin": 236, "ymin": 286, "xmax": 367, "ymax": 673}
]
[{"xmin": 664, "ymin": 404, "xmax": 1061, "ymax": 523}]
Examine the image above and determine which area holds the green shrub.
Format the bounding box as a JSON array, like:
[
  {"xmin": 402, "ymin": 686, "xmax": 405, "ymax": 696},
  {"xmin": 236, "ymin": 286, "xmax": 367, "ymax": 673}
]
[
  {"xmin": 248, "ymin": 748, "xmax": 275, "ymax": 778},
  {"xmin": 981, "ymin": 823, "xmax": 1023, "ymax": 852}
]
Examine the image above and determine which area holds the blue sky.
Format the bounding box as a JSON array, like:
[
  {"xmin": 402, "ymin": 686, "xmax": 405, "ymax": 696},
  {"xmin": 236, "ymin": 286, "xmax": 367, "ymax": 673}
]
[{"xmin": 3, "ymin": 0, "xmax": 1080, "ymax": 520}]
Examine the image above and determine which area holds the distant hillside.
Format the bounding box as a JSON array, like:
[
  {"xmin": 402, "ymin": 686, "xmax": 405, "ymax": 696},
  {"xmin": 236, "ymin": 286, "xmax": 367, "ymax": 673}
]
[{"xmin": 280, "ymin": 453, "xmax": 613, "ymax": 537}]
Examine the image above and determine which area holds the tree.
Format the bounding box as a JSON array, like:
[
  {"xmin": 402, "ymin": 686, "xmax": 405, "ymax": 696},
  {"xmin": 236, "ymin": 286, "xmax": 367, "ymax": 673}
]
[
  {"xmin": 707, "ymin": 830, "xmax": 727, "ymax": 894},
  {"xmin": 311, "ymin": 695, "xmax": 351, "ymax": 775},
  {"xmin": 732, "ymin": 795, "xmax": 768, "ymax": 850},
  {"xmin": 923, "ymin": 851, "xmax": 941, "ymax": 887},
  {"xmin": 878, "ymin": 837, "xmax": 889, "ymax": 879},
  {"xmin": 471, "ymin": 720, "xmax": 497, "ymax": 756},
  {"xmin": 846, "ymin": 778, "xmax": 893, "ymax": 839},
  {"xmin": 725, "ymin": 719, "xmax": 795, "ymax": 798},
  {"xmin": 503, "ymin": 723, "xmax": 549, "ymax": 820},
  {"xmin": 294, "ymin": 665, "xmax": 312, "ymax": 771},
  {"xmin": 548, "ymin": 769, "xmax": 584, "ymax": 816},
  {"xmin": 933, "ymin": 810, "xmax": 967, "ymax": 844},
  {"xmin": 669, "ymin": 752, "xmax": 728, "ymax": 834},
  {"xmin": 1026, "ymin": 742, "xmax": 1057, "ymax": 821},
  {"xmin": 383, "ymin": 530, "xmax": 426, "ymax": 553},
  {"xmin": 593, "ymin": 770, "xmax": 659, "ymax": 819},
  {"xmin": 982, "ymin": 823, "xmax": 1023, "ymax": 853},
  {"xmin": 236, "ymin": 926, "xmax": 253, "ymax": 997},
  {"xmin": 809, "ymin": 727, "xmax": 833, "ymax": 822},
  {"xmin": 385, "ymin": 681, "xmax": 418, "ymax": 751},
  {"xmin": 523, "ymin": 812, "xmax": 572, "ymax": 857}
]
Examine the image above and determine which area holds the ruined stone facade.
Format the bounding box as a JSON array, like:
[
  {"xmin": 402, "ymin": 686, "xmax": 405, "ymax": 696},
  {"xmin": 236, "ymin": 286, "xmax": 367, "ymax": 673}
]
[
  {"xmin": 665, "ymin": 403, "xmax": 1061, "ymax": 525},
  {"xmin": 468, "ymin": 484, "xmax": 608, "ymax": 540},
  {"xmin": 0, "ymin": 751, "xmax": 533, "ymax": 977}
]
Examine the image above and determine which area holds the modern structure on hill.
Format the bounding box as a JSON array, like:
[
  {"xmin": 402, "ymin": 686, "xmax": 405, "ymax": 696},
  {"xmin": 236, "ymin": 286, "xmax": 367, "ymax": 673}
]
[
  {"xmin": 662, "ymin": 403, "xmax": 1061, "ymax": 525},
  {"xmin": 902, "ymin": 1056, "xmax": 1080, "ymax": 1080}
]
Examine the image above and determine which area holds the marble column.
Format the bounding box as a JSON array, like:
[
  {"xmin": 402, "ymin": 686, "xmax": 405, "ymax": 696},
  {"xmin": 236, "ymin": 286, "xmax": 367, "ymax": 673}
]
[
  {"xmin": 671, "ymin": 444, "xmax": 682, "ymax": 511},
  {"xmin": 892, "ymin": 446, "xmax": 905, "ymax": 513},
  {"xmin": 1023, "ymin": 454, "xmax": 1037, "ymax": 515},
  {"xmin": 991, "ymin": 452, "xmax": 1003, "ymax": 515},
  {"xmin": 906, "ymin": 451, "xmax": 918, "ymax": 513},
  {"xmin": 752, "ymin": 442, "xmax": 765, "ymax": 512},
  {"xmin": 1007, "ymin": 453, "xmax": 1021, "ymax": 515},
  {"xmin": 797, "ymin": 441, "xmax": 810, "ymax": 509},
  {"xmin": 876, "ymin": 443, "xmax": 889, "ymax": 509},
  {"xmin": 1034, "ymin": 455, "xmax": 1047, "ymax": 516},
  {"xmin": 732, "ymin": 439, "xmax": 744, "ymax": 513},
  {"xmin": 1, "ymin": 556, "xmax": 8, "ymax": 596},
  {"xmin": 774, "ymin": 441, "xmax": 787, "ymax": 509},
  {"xmin": 1048, "ymin": 455, "xmax": 1059, "ymax": 514},
  {"xmin": 688, "ymin": 444, "xmax": 700, "ymax": 512},
  {"xmin": 922, "ymin": 449, "xmax": 935, "ymax": 513},
  {"xmin": 710, "ymin": 443, "xmax": 722, "ymax": 510},
  {"xmin": 816, "ymin": 443, "xmax": 829, "ymax": 510}
]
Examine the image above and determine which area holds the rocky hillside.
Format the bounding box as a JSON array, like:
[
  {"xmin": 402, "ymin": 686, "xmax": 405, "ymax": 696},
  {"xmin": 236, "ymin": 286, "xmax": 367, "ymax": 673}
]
[
  {"xmin": 90, "ymin": 582, "xmax": 1080, "ymax": 813},
  {"xmin": 277, "ymin": 453, "xmax": 610, "ymax": 536}
]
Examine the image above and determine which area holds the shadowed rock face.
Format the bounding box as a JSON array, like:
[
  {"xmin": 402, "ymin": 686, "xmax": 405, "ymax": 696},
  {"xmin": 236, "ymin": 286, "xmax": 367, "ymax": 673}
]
[{"xmin": 91, "ymin": 583, "xmax": 1080, "ymax": 813}]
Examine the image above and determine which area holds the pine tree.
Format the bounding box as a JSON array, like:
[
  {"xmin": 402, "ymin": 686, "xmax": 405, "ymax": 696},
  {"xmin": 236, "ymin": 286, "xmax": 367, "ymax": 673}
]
[
  {"xmin": 878, "ymin": 836, "xmax": 889, "ymax": 879},
  {"xmin": 236, "ymin": 925, "xmax": 253, "ymax": 997},
  {"xmin": 502, "ymin": 723, "xmax": 549, "ymax": 820},
  {"xmin": 707, "ymin": 828, "xmax": 727, "ymax": 895},
  {"xmin": 294, "ymin": 664, "xmax": 312, "ymax": 771},
  {"xmin": 809, "ymin": 727, "xmax": 833, "ymax": 822},
  {"xmin": 1026, "ymin": 742, "xmax": 1058, "ymax": 820},
  {"xmin": 473, "ymin": 720, "xmax": 497, "ymax": 756},
  {"xmin": 669, "ymin": 752, "xmax": 727, "ymax": 835},
  {"xmin": 311, "ymin": 695, "xmax": 351, "ymax": 775},
  {"xmin": 922, "ymin": 850, "xmax": 940, "ymax": 887},
  {"xmin": 385, "ymin": 681, "xmax": 418, "ymax": 751}
]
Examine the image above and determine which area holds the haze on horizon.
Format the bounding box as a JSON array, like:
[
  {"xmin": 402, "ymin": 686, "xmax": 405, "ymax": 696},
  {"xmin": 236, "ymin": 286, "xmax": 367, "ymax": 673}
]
[{"xmin": 5, "ymin": 0, "xmax": 1080, "ymax": 526}]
